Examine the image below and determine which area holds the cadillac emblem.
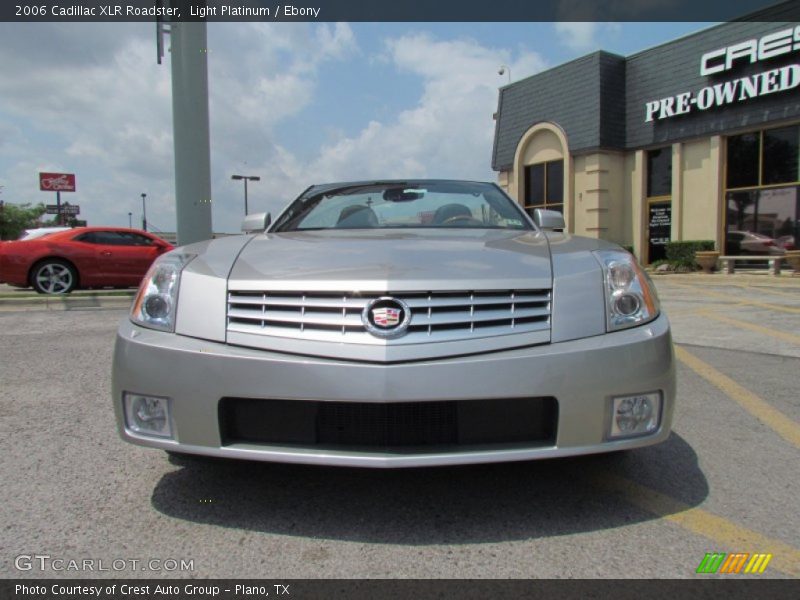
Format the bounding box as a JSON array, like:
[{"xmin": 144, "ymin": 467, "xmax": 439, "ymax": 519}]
[{"xmin": 362, "ymin": 296, "xmax": 411, "ymax": 339}]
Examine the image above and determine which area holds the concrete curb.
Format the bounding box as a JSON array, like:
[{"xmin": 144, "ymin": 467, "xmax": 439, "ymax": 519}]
[{"xmin": 0, "ymin": 294, "xmax": 134, "ymax": 311}]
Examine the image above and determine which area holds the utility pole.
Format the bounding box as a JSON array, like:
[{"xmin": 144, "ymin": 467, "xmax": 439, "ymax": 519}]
[
  {"xmin": 161, "ymin": 9, "xmax": 213, "ymax": 245},
  {"xmin": 141, "ymin": 193, "xmax": 148, "ymax": 231},
  {"xmin": 128, "ymin": 212, "xmax": 132, "ymax": 228}
]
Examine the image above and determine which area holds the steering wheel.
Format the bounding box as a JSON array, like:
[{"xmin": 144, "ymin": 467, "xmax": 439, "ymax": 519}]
[{"xmin": 441, "ymin": 215, "xmax": 484, "ymax": 226}]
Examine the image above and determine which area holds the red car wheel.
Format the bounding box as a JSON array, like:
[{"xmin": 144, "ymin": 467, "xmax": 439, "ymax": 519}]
[{"xmin": 31, "ymin": 259, "xmax": 78, "ymax": 295}]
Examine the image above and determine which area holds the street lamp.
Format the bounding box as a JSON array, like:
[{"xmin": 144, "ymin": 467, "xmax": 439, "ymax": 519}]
[
  {"xmin": 141, "ymin": 193, "xmax": 147, "ymax": 231},
  {"xmin": 498, "ymin": 64, "xmax": 511, "ymax": 84},
  {"xmin": 128, "ymin": 212, "xmax": 132, "ymax": 228},
  {"xmin": 231, "ymin": 174, "xmax": 260, "ymax": 215}
]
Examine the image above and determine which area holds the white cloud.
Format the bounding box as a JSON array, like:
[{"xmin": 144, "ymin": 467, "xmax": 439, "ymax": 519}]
[
  {"xmin": 0, "ymin": 24, "xmax": 544, "ymax": 233},
  {"xmin": 0, "ymin": 22, "xmax": 358, "ymax": 231},
  {"xmin": 554, "ymin": 22, "xmax": 600, "ymax": 52},
  {"xmin": 305, "ymin": 34, "xmax": 547, "ymax": 185},
  {"xmin": 554, "ymin": 22, "xmax": 624, "ymax": 52},
  {"xmin": 206, "ymin": 22, "xmax": 359, "ymax": 224}
]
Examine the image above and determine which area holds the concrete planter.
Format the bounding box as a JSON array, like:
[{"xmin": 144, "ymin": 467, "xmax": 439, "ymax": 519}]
[
  {"xmin": 694, "ymin": 251, "xmax": 719, "ymax": 274},
  {"xmin": 785, "ymin": 250, "xmax": 800, "ymax": 274}
]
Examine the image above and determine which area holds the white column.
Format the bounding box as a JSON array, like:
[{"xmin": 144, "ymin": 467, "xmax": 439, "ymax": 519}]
[{"xmin": 671, "ymin": 142, "xmax": 683, "ymax": 242}]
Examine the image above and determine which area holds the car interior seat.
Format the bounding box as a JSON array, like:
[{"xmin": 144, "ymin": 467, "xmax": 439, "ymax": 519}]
[
  {"xmin": 336, "ymin": 205, "xmax": 379, "ymax": 228},
  {"xmin": 432, "ymin": 203, "xmax": 472, "ymax": 225}
]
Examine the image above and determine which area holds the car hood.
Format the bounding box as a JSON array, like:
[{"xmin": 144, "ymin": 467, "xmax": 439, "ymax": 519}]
[{"xmin": 227, "ymin": 229, "xmax": 552, "ymax": 291}]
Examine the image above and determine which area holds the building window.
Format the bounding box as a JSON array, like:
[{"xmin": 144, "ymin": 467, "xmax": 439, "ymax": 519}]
[
  {"xmin": 646, "ymin": 147, "xmax": 672, "ymax": 264},
  {"xmin": 763, "ymin": 126, "xmax": 799, "ymax": 185},
  {"xmin": 726, "ymin": 125, "xmax": 800, "ymax": 189},
  {"xmin": 727, "ymin": 133, "xmax": 760, "ymax": 189},
  {"xmin": 523, "ymin": 160, "xmax": 563, "ymax": 215},
  {"xmin": 646, "ymin": 147, "xmax": 672, "ymax": 198},
  {"xmin": 725, "ymin": 187, "xmax": 798, "ymax": 255},
  {"xmin": 725, "ymin": 125, "xmax": 800, "ymax": 258}
]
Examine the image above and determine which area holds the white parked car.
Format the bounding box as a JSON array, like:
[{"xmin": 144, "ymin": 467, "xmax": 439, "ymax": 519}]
[{"xmin": 726, "ymin": 230, "xmax": 785, "ymax": 255}]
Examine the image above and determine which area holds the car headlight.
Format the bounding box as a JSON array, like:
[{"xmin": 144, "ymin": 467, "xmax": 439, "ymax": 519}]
[
  {"xmin": 130, "ymin": 251, "xmax": 195, "ymax": 332},
  {"xmin": 593, "ymin": 249, "xmax": 659, "ymax": 332}
]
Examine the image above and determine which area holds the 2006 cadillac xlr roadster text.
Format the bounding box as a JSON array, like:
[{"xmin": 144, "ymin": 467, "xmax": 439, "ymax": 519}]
[{"xmin": 112, "ymin": 180, "xmax": 675, "ymax": 467}]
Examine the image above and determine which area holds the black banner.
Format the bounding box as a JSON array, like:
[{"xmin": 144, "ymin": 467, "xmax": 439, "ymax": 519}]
[
  {"xmin": 3, "ymin": 580, "xmax": 800, "ymax": 600},
  {"xmin": 2, "ymin": 0, "xmax": 800, "ymax": 23}
]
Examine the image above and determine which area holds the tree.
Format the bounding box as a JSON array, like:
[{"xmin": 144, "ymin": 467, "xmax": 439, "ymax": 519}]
[{"xmin": 0, "ymin": 202, "xmax": 48, "ymax": 240}]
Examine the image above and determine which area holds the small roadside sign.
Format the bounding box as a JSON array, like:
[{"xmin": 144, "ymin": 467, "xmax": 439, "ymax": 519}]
[{"xmin": 46, "ymin": 204, "xmax": 80, "ymax": 215}]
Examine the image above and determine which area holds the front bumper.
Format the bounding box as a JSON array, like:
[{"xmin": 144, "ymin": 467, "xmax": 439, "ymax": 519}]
[{"xmin": 112, "ymin": 314, "xmax": 675, "ymax": 468}]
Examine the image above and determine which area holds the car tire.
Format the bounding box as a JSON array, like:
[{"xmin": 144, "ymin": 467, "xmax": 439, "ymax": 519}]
[{"xmin": 31, "ymin": 259, "xmax": 77, "ymax": 295}]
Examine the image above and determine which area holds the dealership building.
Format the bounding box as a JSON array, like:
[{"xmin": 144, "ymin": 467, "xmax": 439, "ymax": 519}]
[{"xmin": 492, "ymin": 15, "xmax": 800, "ymax": 262}]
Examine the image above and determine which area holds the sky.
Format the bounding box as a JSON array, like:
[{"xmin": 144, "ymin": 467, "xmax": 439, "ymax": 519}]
[{"xmin": 0, "ymin": 20, "xmax": 713, "ymax": 233}]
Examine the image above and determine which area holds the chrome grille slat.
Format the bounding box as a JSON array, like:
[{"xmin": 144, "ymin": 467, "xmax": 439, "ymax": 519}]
[
  {"xmin": 228, "ymin": 295, "xmax": 370, "ymax": 309},
  {"xmin": 227, "ymin": 289, "xmax": 551, "ymax": 345},
  {"xmin": 227, "ymin": 307, "xmax": 362, "ymax": 328},
  {"xmin": 402, "ymin": 293, "xmax": 549, "ymax": 308},
  {"xmin": 409, "ymin": 306, "xmax": 549, "ymax": 327}
]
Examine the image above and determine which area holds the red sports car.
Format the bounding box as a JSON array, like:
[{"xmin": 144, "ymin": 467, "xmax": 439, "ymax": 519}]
[{"xmin": 0, "ymin": 227, "xmax": 173, "ymax": 294}]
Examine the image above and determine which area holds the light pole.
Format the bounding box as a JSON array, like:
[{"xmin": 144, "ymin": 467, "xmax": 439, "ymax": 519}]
[
  {"xmin": 141, "ymin": 193, "xmax": 147, "ymax": 231},
  {"xmin": 128, "ymin": 212, "xmax": 132, "ymax": 228},
  {"xmin": 231, "ymin": 174, "xmax": 260, "ymax": 215}
]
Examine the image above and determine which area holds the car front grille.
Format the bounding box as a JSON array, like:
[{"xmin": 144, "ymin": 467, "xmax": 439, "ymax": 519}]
[
  {"xmin": 226, "ymin": 289, "xmax": 551, "ymax": 345},
  {"xmin": 219, "ymin": 397, "xmax": 558, "ymax": 452}
]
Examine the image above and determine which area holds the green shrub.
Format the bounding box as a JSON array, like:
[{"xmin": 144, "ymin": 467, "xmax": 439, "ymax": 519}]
[
  {"xmin": 649, "ymin": 259, "xmax": 672, "ymax": 270},
  {"xmin": 665, "ymin": 240, "xmax": 715, "ymax": 267}
]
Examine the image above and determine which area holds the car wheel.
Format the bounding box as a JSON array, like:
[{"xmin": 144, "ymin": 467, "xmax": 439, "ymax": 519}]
[{"xmin": 31, "ymin": 259, "xmax": 77, "ymax": 295}]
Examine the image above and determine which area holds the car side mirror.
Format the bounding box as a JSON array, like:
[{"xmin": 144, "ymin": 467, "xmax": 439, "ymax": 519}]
[
  {"xmin": 241, "ymin": 212, "xmax": 271, "ymax": 234},
  {"xmin": 533, "ymin": 208, "xmax": 565, "ymax": 231}
]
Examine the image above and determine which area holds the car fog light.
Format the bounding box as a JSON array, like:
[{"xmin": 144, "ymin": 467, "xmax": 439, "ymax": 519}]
[
  {"xmin": 614, "ymin": 292, "xmax": 641, "ymax": 316},
  {"xmin": 609, "ymin": 393, "xmax": 661, "ymax": 439},
  {"xmin": 123, "ymin": 393, "xmax": 173, "ymax": 438}
]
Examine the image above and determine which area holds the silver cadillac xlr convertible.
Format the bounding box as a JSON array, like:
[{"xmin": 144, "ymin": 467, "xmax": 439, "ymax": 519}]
[{"xmin": 113, "ymin": 180, "xmax": 675, "ymax": 467}]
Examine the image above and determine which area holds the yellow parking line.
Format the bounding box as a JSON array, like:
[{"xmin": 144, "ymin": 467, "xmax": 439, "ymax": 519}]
[
  {"xmin": 696, "ymin": 311, "xmax": 800, "ymax": 345},
  {"xmin": 662, "ymin": 274, "xmax": 800, "ymax": 288},
  {"xmin": 667, "ymin": 283, "xmax": 800, "ymax": 314},
  {"xmin": 723, "ymin": 299, "xmax": 800, "ymax": 316},
  {"xmin": 741, "ymin": 285, "xmax": 800, "ymax": 299},
  {"xmin": 666, "ymin": 303, "xmax": 744, "ymax": 317},
  {"xmin": 675, "ymin": 346, "xmax": 800, "ymax": 449},
  {"xmin": 592, "ymin": 473, "xmax": 800, "ymax": 577}
]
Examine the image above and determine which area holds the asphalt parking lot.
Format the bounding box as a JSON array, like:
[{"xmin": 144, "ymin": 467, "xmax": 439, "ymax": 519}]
[{"xmin": 0, "ymin": 273, "xmax": 798, "ymax": 579}]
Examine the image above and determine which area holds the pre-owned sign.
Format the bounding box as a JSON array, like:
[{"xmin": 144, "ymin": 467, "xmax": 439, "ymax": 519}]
[
  {"xmin": 644, "ymin": 25, "xmax": 800, "ymax": 123},
  {"xmin": 39, "ymin": 172, "xmax": 76, "ymax": 192},
  {"xmin": 645, "ymin": 65, "xmax": 800, "ymax": 122}
]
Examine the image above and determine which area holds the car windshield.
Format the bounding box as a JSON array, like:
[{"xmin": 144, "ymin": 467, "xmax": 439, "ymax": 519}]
[{"xmin": 272, "ymin": 181, "xmax": 531, "ymax": 232}]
